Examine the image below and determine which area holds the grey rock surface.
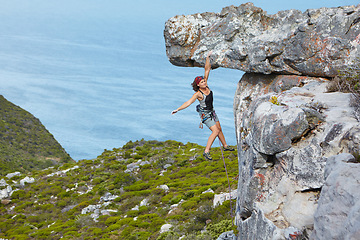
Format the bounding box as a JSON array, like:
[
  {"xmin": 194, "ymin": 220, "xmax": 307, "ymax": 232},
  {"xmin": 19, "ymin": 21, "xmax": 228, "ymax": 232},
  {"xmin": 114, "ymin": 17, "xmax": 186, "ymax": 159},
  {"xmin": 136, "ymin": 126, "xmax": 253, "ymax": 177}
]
[
  {"xmin": 217, "ymin": 231, "xmax": 236, "ymax": 240},
  {"xmin": 20, "ymin": 176, "xmax": 35, "ymax": 186},
  {"xmin": 311, "ymin": 153, "xmax": 360, "ymax": 240},
  {"xmin": 0, "ymin": 185, "xmax": 12, "ymax": 200},
  {"xmin": 125, "ymin": 160, "xmax": 150, "ymax": 173},
  {"xmin": 100, "ymin": 192, "xmax": 119, "ymax": 202},
  {"xmin": 6, "ymin": 172, "xmax": 21, "ymax": 179},
  {"xmin": 234, "ymin": 73, "xmax": 359, "ymax": 239},
  {"xmin": 164, "ymin": 3, "xmax": 360, "ymax": 77},
  {"xmin": 0, "ymin": 179, "xmax": 7, "ymax": 187},
  {"xmin": 251, "ymin": 101, "xmax": 309, "ymax": 155}
]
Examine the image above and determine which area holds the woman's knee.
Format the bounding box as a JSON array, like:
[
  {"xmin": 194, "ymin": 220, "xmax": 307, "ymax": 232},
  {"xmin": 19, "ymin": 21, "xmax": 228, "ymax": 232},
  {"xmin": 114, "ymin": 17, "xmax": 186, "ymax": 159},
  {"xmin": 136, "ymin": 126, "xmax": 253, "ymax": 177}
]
[
  {"xmin": 211, "ymin": 125, "xmax": 220, "ymax": 135},
  {"xmin": 216, "ymin": 122, "xmax": 222, "ymax": 132}
]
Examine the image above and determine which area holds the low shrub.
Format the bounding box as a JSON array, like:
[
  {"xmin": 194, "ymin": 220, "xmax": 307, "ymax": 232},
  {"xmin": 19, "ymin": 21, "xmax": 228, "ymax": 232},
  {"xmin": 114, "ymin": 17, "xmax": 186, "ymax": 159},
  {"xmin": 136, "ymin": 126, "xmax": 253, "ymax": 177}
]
[
  {"xmin": 200, "ymin": 192, "xmax": 215, "ymax": 201},
  {"xmin": 206, "ymin": 219, "xmax": 235, "ymax": 239},
  {"xmin": 181, "ymin": 200, "xmax": 198, "ymax": 210},
  {"xmin": 90, "ymin": 227, "xmax": 103, "ymax": 235},
  {"xmin": 167, "ymin": 214, "xmax": 187, "ymax": 221},
  {"xmin": 113, "ymin": 173, "xmax": 136, "ymax": 188},
  {"xmin": 105, "ymin": 216, "xmax": 121, "ymax": 225},
  {"xmin": 126, "ymin": 210, "xmax": 140, "ymax": 218},
  {"xmin": 182, "ymin": 232, "xmax": 214, "ymax": 240},
  {"xmin": 11, "ymin": 190, "xmax": 28, "ymax": 200},
  {"xmin": 183, "ymin": 190, "xmax": 196, "ymax": 200},
  {"xmin": 107, "ymin": 223, "xmax": 122, "ymax": 232},
  {"xmin": 123, "ymin": 181, "xmax": 151, "ymax": 191},
  {"xmin": 169, "ymin": 195, "xmax": 182, "ymax": 205},
  {"xmin": 157, "ymin": 231, "xmax": 180, "ymax": 240}
]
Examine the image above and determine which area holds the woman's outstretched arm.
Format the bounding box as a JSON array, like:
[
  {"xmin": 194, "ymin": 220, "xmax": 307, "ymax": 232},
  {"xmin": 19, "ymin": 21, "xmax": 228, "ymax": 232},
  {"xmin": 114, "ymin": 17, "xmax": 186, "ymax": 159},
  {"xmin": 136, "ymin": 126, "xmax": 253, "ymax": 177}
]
[{"xmin": 171, "ymin": 92, "xmax": 199, "ymax": 114}]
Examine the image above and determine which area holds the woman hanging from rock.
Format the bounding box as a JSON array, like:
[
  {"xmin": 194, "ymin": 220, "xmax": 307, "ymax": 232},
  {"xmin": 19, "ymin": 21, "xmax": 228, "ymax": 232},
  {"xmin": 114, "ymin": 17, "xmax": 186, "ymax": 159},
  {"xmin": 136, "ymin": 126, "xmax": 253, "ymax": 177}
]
[{"xmin": 171, "ymin": 51, "xmax": 234, "ymax": 160}]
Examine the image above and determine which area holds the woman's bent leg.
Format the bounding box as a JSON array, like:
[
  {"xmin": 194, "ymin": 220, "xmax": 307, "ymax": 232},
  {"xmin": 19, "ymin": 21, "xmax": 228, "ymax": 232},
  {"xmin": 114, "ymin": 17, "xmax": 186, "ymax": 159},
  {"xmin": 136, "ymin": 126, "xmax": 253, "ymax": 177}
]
[
  {"xmin": 216, "ymin": 121, "xmax": 235, "ymax": 151},
  {"xmin": 205, "ymin": 124, "xmax": 220, "ymax": 153},
  {"xmin": 216, "ymin": 121, "xmax": 228, "ymax": 147}
]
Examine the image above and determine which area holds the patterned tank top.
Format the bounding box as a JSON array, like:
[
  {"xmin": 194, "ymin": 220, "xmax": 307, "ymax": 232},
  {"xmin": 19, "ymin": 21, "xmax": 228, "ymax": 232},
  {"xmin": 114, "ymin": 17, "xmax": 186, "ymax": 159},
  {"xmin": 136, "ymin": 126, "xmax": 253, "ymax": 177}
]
[{"xmin": 198, "ymin": 88, "xmax": 213, "ymax": 110}]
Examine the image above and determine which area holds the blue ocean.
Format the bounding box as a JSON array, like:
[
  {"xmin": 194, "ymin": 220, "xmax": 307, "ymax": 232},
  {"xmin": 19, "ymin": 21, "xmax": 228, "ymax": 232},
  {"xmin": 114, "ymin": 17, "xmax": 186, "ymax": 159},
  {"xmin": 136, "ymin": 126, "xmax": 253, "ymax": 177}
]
[{"xmin": 0, "ymin": 1, "xmax": 242, "ymax": 160}]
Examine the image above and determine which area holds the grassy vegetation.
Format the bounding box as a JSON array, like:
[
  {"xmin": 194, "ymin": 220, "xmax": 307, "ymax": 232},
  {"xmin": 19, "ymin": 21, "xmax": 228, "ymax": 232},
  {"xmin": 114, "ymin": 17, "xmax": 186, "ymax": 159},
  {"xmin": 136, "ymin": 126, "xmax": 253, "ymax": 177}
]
[
  {"xmin": 269, "ymin": 95, "xmax": 280, "ymax": 105},
  {"xmin": 0, "ymin": 95, "xmax": 73, "ymax": 175},
  {"xmin": 0, "ymin": 139, "xmax": 238, "ymax": 239}
]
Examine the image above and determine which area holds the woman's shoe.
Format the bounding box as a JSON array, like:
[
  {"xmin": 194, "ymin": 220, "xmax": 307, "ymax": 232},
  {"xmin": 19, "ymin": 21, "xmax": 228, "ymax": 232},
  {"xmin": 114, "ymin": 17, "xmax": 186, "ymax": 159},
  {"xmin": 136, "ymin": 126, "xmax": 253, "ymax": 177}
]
[
  {"xmin": 203, "ymin": 151, "xmax": 213, "ymax": 160},
  {"xmin": 223, "ymin": 146, "xmax": 235, "ymax": 151}
]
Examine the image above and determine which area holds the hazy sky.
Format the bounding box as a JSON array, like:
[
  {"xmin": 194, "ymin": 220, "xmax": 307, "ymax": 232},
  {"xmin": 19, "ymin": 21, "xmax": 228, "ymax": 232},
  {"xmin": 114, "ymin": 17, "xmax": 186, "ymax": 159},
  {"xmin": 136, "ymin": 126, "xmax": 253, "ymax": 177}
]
[
  {"xmin": 0, "ymin": 0, "xmax": 358, "ymax": 20},
  {"xmin": 1, "ymin": 0, "xmax": 358, "ymax": 44}
]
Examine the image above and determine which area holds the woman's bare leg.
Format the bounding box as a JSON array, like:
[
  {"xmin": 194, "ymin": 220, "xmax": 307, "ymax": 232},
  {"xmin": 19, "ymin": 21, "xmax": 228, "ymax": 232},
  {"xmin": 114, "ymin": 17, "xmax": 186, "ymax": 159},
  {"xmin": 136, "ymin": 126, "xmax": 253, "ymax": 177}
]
[
  {"xmin": 204, "ymin": 124, "xmax": 220, "ymax": 153},
  {"xmin": 216, "ymin": 121, "xmax": 228, "ymax": 147}
]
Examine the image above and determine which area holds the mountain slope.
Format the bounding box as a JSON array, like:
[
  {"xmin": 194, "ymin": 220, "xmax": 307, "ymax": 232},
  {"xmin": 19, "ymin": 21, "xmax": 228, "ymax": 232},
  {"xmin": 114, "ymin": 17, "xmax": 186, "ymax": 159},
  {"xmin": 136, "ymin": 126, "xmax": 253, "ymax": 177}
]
[
  {"xmin": 0, "ymin": 140, "xmax": 237, "ymax": 239},
  {"xmin": 0, "ymin": 95, "xmax": 72, "ymax": 175}
]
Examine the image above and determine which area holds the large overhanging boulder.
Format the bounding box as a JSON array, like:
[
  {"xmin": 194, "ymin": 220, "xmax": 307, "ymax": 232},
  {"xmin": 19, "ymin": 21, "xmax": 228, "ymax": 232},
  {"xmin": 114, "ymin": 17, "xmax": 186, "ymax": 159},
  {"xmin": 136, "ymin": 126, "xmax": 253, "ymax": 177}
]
[{"xmin": 164, "ymin": 3, "xmax": 360, "ymax": 77}]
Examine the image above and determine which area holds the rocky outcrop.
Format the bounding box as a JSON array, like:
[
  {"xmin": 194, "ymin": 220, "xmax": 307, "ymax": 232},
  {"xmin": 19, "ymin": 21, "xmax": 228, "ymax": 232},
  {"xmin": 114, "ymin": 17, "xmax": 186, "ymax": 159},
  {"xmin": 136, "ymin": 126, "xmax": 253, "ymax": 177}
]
[
  {"xmin": 81, "ymin": 194, "xmax": 118, "ymax": 222},
  {"xmin": 164, "ymin": 3, "xmax": 360, "ymax": 240},
  {"xmin": 164, "ymin": 3, "xmax": 360, "ymax": 77},
  {"xmin": 234, "ymin": 73, "xmax": 359, "ymax": 239}
]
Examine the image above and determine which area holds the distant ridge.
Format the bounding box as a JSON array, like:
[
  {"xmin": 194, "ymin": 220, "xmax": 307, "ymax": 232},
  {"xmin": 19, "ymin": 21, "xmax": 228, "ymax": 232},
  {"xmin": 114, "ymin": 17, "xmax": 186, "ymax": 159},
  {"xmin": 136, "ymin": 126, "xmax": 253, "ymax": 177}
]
[{"xmin": 0, "ymin": 95, "xmax": 73, "ymax": 175}]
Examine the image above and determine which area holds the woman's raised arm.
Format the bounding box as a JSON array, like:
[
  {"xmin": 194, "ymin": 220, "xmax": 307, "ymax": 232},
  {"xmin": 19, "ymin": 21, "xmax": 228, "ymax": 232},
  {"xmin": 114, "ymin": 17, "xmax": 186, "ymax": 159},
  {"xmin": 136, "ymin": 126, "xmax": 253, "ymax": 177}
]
[{"xmin": 204, "ymin": 51, "xmax": 212, "ymax": 81}]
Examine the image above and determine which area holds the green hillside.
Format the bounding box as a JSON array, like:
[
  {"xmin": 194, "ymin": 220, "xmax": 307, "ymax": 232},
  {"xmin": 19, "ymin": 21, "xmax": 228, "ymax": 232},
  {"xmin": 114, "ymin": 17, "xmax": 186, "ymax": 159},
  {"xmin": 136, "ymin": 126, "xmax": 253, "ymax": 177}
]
[
  {"xmin": 0, "ymin": 95, "xmax": 72, "ymax": 175},
  {"xmin": 0, "ymin": 140, "xmax": 238, "ymax": 239}
]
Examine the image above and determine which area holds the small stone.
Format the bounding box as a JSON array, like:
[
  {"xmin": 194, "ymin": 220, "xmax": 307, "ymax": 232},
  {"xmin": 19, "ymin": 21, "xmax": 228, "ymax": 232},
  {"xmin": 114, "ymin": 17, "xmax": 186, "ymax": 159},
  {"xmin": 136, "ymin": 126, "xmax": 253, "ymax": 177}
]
[
  {"xmin": 160, "ymin": 224, "xmax": 173, "ymax": 234},
  {"xmin": 163, "ymin": 164, "xmax": 172, "ymax": 169},
  {"xmin": 202, "ymin": 188, "xmax": 214, "ymax": 194},
  {"xmin": 157, "ymin": 185, "xmax": 169, "ymax": 192},
  {"xmin": 6, "ymin": 172, "xmax": 21, "ymax": 179},
  {"xmin": 20, "ymin": 177, "xmax": 35, "ymax": 186},
  {"xmin": 1, "ymin": 199, "xmax": 11, "ymax": 205},
  {"xmin": 0, "ymin": 179, "xmax": 7, "ymax": 187},
  {"xmin": 213, "ymin": 190, "xmax": 237, "ymax": 208},
  {"xmin": 140, "ymin": 198, "xmax": 149, "ymax": 207},
  {"xmin": 0, "ymin": 185, "xmax": 13, "ymax": 200},
  {"xmin": 216, "ymin": 231, "xmax": 236, "ymax": 240}
]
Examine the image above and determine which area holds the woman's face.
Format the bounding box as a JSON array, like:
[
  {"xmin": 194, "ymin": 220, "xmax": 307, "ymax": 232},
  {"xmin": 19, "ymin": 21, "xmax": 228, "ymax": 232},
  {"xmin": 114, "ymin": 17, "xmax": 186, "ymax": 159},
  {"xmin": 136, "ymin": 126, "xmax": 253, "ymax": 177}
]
[{"xmin": 197, "ymin": 79, "xmax": 207, "ymax": 88}]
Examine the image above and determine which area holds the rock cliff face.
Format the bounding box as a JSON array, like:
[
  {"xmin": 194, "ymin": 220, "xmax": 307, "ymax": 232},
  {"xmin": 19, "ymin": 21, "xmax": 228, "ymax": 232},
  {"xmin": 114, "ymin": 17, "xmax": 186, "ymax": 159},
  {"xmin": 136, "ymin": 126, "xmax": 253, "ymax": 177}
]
[
  {"xmin": 233, "ymin": 73, "xmax": 359, "ymax": 239},
  {"xmin": 164, "ymin": 3, "xmax": 360, "ymax": 239}
]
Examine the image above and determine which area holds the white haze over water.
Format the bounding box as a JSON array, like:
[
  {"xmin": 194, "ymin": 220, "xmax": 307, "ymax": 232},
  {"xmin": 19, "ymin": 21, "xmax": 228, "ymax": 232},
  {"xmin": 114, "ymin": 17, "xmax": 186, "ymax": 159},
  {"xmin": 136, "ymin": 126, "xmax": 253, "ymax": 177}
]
[{"xmin": 0, "ymin": 0, "xmax": 358, "ymax": 160}]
